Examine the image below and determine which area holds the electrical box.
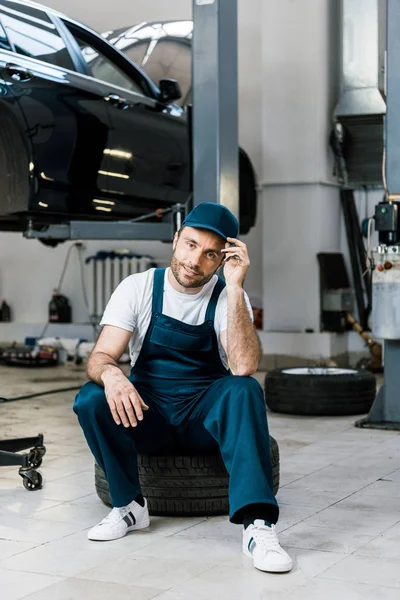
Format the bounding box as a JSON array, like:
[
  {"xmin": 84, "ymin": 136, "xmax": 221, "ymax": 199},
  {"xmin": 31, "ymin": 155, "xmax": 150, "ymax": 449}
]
[
  {"xmin": 375, "ymin": 202, "xmax": 400, "ymax": 245},
  {"xmin": 322, "ymin": 289, "xmax": 354, "ymax": 312}
]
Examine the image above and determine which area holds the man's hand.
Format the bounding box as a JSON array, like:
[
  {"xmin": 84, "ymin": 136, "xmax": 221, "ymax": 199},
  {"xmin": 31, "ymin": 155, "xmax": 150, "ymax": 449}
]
[
  {"xmin": 221, "ymin": 237, "xmax": 250, "ymax": 287},
  {"xmin": 102, "ymin": 368, "xmax": 149, "ymax": 427}
]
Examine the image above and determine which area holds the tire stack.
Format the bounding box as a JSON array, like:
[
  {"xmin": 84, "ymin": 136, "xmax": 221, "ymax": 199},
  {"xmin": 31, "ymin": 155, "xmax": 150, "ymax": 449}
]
[{"xmin": 95, "ymin": 436, "xmax": 280, "ymax": 517}]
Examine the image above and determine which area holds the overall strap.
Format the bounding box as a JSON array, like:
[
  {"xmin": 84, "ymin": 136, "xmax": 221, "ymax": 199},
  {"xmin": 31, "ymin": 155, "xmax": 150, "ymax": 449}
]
[
  {"xmin": 205, "ymin": 277, "xmax": 226, "ymax": 322},
  {"xmin": 152, "ymin": 268, "xmax": 166, "ymax": 314}
]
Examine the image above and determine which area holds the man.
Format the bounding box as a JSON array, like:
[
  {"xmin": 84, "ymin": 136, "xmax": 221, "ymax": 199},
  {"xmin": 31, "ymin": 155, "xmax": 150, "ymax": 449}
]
[{"xmin": 74, "ymin": 202, "xmax": 292, "ymax": 574}]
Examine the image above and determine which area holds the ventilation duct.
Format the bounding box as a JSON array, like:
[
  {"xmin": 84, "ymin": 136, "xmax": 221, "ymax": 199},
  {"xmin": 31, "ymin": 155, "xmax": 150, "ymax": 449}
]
[{"xmin": 333, "ymin": 0, "xmax": 386, "ymax": 188}]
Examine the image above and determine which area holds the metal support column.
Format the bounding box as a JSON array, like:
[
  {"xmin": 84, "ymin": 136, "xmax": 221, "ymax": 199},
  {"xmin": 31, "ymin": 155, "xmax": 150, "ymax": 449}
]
[
  {"xmin": 192, "ymin": 0, "xmax": 239, "ymax": 219},
  {"xmin": 355, "ymin": 0, "xmax": 400, "ymax": 430}
]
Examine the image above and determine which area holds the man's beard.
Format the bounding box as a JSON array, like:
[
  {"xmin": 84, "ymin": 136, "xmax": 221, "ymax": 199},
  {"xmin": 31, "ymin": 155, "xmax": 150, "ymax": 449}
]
[{"xmin": 170, "ymin": 252, "xmax": 216, "ymax": 289}]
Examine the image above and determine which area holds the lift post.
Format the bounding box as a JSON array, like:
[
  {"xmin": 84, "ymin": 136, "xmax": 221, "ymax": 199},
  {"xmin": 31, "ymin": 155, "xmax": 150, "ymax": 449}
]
[
  {"xmin": 355, "ymin": 0, "xmax": 400, "ymax": 431},
  {"xmin": 192, "ymin": 0, "xmax": 239, "ymax": 218}
]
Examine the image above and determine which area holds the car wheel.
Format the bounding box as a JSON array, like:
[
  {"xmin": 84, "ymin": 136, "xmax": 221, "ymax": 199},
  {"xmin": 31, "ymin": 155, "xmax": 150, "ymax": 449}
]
[
  {"xmin": 0, "ymin": 105, "xmax": 30, "ymax": 221},
  {"xmin": 239, "ymin": 149, "xmax": 257, "ymax": 235},
  {"xmin": 264, "ymin": 367, "xmax": 376, "ymax": 416},
  {"xmin": 38, "ymin": 238, "xmax": 66, "ymax": 248}
]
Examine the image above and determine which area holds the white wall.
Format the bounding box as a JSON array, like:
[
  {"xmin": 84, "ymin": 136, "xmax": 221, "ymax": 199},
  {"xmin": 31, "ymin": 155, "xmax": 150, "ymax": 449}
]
[{"xmin": 260, "ymin": 0, "xmax": 344, "ymax": 336}]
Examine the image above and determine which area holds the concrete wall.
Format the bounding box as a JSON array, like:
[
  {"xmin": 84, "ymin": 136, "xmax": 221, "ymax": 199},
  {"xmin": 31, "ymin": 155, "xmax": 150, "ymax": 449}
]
[{"xmin": 260, "ymin": 0, "xmax": 342, "ymax": 331}]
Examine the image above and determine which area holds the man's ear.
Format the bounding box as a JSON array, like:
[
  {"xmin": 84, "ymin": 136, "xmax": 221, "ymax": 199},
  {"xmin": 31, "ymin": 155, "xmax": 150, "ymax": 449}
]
[{"xmin": 173, "ymin": 231, "xmax": 179, "ymax": 250}]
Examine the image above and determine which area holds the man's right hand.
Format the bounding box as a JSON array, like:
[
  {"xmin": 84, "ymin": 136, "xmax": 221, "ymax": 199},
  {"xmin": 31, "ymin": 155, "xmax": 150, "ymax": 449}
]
[{"xmin": 101, "ymin": 368, "xmax": 149, "ymax": 428}]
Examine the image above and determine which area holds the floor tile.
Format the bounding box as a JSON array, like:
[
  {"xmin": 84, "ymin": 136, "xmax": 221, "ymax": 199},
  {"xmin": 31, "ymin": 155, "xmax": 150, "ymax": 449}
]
[
  {"xmin": 0, "ymin": 514, "xmax": 85, "ymax": 543},
  {"xmin": 129, "ymin": 535, "xmax": 245, "ymax": 567},
  {"xmin": 173, "ymin": 515, "xmax": 241, "ymax": 542},
  {"xmin": 20, "ymin": 481, "xmax": 95, "ymax": 502},
  {"xmin": 335, "ymin": 489, "xmax": 400, "ymax": 512},
  {"xmin": 0, "ymin": 532, "xmax": 136, "ymax": 578},
  {"xmin": 320, "ymin": 554, "xmax": 400, "ymax": 588},
  {"xmin": 0, "ymin": 539, "xmax": 36, "ymax": 560},
  {"xmin": 356, "ymin": 522, "xmax": 400, "ymax": 561},
  {"xmin": 153, "ymin": 562, "xmax": 309, "ymax": 597},
  {"xmin": 361, "ymin": 478, "xmax": 400, "ymax": 498},
  {"xmin": 77, "ymin": 555, "xmax": 213, "ymax": 590},
  {"xmin": 1, "ymin": 567, "xmax": 62, "ymax": 600},
  {"xmin": 287, "ymin": 578, "xmax": 400, "ymax": 599},
  {"xmin": 277, "ymin": 487, "xmax": 342, "ymax": 509},
  {"xmin": 30, "ymin": 499, "xmax": 110, "ymax": 526},
  {"xmin": 301, "ymin": 505, "xmax": 400, "ymax": 536},
  {"xmin": 284, "ymin": 547, "xmax": 345, "ymax": 577},
  {"xmin": 0, "ymin": 495, "xmax": 63, "ymax": 517},
  {"xmin": 278, "ymin": 523, "xmax": 375, "ymax": 554},
  {"xmin": 154, "ymin": 588, "xmax": 286, "ymax": 600},
  {"xmin": 20, "ymin": 578, "xmax": 161, "ymax": 600}
]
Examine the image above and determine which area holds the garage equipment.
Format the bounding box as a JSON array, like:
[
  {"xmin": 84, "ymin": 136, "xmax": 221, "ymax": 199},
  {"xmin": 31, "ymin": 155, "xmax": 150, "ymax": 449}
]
[
  {"xmin": 317, "ymin": 253, "xmax": 354, "ymax": 332},
  {"xmin": 48, "ymin": 291, "xmax": 72, "ymax": 323},
  {"xmin": 24, "ymin": 203, "xmax": 187, "ymax": 242},
  {"xmin": 1, "ymin": 343, "xmax": 59, "ymax": 366},
  {"xmin": 0, "ymin": 434, "xmax": 45, "ymax": 490},
  {"xmin": 355, "ymin": 0, "xmax": 400, "ymax": 430}
]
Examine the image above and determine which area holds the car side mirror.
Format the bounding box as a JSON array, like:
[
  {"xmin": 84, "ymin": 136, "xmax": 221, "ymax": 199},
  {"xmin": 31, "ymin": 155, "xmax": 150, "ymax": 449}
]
[{"xmin": 158, "ymin": 79, "xmax": 182, "ymax": 103}]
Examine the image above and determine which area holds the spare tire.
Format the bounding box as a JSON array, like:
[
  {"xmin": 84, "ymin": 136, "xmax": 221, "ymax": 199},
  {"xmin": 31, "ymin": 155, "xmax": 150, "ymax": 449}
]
[
  {"xmin": 95, "ymin": 436, "xmax": 280, "ymax": 516},
  {"xmin": 265, "ymin": 367, "xmax": 376, "ymax": 416},
  {"xmin": 239, "ymin": 148, "xmax": 257, "ymax": 235}
]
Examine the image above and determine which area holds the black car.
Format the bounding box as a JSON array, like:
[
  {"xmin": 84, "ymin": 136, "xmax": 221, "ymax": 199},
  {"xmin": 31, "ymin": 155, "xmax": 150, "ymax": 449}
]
[{"xmin": 0, "ymin": 1, "xmax": 256, "ymax": 241}]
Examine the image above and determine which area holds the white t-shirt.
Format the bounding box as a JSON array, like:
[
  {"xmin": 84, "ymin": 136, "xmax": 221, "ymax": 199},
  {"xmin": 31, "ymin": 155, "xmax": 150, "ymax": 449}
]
[{"xmin": 100, "ymin": 267, "xmax": 253, "ymax": 369}]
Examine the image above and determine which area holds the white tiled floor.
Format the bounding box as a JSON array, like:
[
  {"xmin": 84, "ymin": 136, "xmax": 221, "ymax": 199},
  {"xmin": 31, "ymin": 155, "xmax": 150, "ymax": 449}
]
[{"xmin": 1, "ymin": 365, "xmax": 400, "ymax": 599}]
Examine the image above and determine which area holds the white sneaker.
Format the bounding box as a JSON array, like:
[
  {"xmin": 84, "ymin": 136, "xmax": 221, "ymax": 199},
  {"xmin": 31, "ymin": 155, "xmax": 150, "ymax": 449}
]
[
  {"xmin": 88, "ymin": 498, "xmax": 150, "ymax": 541},
  {"xmin": 243, "ymin": 520, "xmax": 292, "ymax": 573}
]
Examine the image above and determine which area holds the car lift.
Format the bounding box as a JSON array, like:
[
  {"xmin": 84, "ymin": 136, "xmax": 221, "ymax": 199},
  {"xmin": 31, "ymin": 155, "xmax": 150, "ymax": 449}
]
[
  {"xmin": 24, "ymin": 0, "xmax": 239, "ymax": 243},
  {"xmin": 9, "ymin": 0, "xmax": 239, "ymax": 490},
  {"xmin": 355, "ymin": 0, "xmax": 400, "ymax": 431}
]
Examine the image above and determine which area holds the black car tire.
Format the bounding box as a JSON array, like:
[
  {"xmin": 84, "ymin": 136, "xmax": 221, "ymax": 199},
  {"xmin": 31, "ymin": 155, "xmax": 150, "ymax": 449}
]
[
  {"xmin": 0, "ymin": 106, "xmax": 30, "ymax": 216},
  {"xmin": 239, "ymin": 149, "xmax": 257, "ymax": 235},
  {"xmin": 94, "ymin": 436, "xmax": 280, "ymax": 516},
  {"xmin": 39, "ymin": 238, "xmax": 67, "ymax": 248},
  {"xmin": 264, "ymin": 367, "xmax": 376, "ymax": 416}
]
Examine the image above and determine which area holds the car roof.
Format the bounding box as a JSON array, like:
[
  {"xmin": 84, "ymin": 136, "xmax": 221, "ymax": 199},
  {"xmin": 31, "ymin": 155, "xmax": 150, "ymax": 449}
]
[{"xmin": 3, "ymin": 0, "xmax": 162, "ymax": 97}]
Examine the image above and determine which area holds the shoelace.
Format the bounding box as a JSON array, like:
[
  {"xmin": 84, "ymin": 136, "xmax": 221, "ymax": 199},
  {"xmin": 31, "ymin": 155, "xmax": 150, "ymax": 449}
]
[
  {"xmin": 252, "ymin": 524, "xmax": 282, "ymax": 553},
  {"xmin": 99, "ymin": 506, "xmax": 128, "ymax": 526}
]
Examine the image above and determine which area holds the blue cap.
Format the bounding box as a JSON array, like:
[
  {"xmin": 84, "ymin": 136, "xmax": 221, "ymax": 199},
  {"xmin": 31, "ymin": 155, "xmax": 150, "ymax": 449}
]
[{"xmin": 183, "ymin": 202, "xmax": 239, "ymax": 241}]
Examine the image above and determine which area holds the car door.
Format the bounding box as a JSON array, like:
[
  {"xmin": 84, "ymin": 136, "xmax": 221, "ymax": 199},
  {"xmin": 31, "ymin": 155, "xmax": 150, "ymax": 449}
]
[
  {"xmin": 62, "ymin": 20, "xmax": 191, "ymax": 218},
  {"xmin": 0, "ymin": 0, "xmax": 111, "ymax": 218}
]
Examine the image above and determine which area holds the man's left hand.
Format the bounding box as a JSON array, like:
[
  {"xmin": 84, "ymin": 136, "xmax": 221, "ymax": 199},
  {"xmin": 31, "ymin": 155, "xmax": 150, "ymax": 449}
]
[{"xmin": 221, "ymin": 237, "xmax": 250, "ymax": 287}]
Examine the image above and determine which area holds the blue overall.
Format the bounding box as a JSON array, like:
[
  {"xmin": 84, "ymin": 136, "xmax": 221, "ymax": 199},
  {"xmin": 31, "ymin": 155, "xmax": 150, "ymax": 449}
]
[{"xmin": 74, "ymin": 269, "xmax": 279, "ymax": 524}]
